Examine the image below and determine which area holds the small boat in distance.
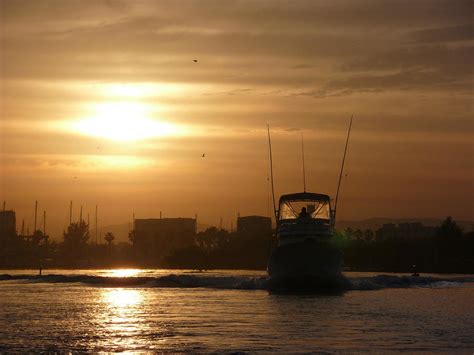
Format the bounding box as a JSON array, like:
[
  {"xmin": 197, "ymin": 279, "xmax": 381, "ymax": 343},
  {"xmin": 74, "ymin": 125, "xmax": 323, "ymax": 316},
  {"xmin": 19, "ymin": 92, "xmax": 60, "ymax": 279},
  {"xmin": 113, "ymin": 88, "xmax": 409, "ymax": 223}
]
[{"xmin": 266, "ymin": 117, "xmax": 353, "ymax": 291}]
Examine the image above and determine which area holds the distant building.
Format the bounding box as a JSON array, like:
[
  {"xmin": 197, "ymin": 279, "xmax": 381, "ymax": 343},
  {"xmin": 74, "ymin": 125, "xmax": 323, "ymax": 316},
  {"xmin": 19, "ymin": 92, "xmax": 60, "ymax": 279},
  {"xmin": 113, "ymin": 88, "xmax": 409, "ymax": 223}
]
[
  {"xmin": 0, "ymin": 210, "xmax": 16, "ymax": 238},
  {"xmin": 237, "ymin": 215, "xmax": 272, "ymax": 236},
  {"xmin": 133, "ymin": 217, "xmax": 197, "ymax": 261}
]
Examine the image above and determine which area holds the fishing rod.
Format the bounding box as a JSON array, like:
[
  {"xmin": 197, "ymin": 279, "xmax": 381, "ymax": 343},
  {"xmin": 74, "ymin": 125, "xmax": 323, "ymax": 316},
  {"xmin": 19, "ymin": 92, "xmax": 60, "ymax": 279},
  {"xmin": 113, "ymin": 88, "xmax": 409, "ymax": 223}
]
[
  {"xmin": 301, "ymin": 132, "xmax": 306, "ymax": 192},
  {"xmin": 267, "ymin": 124, "xmax": 278, "ymax": 221},
  {"xmin": 333, "ymin": 114, "xmax": 353, "ymax": 226}
]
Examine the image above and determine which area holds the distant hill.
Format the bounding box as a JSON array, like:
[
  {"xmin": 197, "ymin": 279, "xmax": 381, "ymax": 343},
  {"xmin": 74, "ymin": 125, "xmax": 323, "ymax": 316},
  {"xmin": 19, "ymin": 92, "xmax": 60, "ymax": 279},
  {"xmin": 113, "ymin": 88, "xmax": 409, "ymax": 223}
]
[{"xmin": 337, "ymin": 218, "xmax": 474, "ymax": 232}]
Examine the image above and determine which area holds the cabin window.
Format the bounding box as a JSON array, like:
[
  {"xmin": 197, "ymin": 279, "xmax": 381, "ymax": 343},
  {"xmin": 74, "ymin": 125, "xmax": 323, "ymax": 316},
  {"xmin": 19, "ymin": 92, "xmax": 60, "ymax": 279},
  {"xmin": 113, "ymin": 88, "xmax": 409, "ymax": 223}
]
[{"xmin": 279, "ymin": 200, "xmax": 330, "ymax": 221}]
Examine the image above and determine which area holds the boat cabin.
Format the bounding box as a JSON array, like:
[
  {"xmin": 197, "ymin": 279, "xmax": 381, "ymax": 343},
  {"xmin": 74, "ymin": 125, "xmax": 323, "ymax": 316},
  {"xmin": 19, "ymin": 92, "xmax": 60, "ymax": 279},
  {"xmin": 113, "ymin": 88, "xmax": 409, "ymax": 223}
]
[
  {"xmin": 278, "ymin": 192, "xmax": 331, "ymax": 224},
  {"xmin": 276, "ymin": 192, "xmax": 333, "ymax": 244}
]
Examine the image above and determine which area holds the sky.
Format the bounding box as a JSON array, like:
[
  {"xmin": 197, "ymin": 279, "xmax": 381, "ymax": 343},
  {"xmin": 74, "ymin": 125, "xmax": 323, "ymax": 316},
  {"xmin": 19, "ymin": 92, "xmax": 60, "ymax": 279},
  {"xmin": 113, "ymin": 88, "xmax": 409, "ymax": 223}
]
[{"xmin": 1, "ymin": 0, "xmax": 473, "ymax": 239}]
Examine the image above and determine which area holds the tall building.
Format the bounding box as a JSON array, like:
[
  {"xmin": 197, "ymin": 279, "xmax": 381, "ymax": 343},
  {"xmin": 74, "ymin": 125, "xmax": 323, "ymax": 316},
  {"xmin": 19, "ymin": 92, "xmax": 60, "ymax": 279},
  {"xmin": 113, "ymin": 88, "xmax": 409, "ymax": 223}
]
[
  {"xmin": 237, "ymin": 215, "xmax": 272, "ymax": 235},
  {"xmin": 133, "ymin": 217, "xmax": 197, "ymax": 261},
  {"xmin": 0, "ymin": 210, "xmax": 16, "ymax": 239}
]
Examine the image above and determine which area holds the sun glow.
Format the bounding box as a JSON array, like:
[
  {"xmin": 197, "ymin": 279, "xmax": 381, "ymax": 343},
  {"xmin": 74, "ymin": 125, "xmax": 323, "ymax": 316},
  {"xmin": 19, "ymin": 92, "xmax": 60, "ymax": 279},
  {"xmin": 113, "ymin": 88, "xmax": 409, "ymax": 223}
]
[
  {"xmin": 108, "ymin": 269, "xmax": 141, "ymax": 277},
  {"xmin": 71, "ymin": 102, "xmax": 183, "ymax": 141}
]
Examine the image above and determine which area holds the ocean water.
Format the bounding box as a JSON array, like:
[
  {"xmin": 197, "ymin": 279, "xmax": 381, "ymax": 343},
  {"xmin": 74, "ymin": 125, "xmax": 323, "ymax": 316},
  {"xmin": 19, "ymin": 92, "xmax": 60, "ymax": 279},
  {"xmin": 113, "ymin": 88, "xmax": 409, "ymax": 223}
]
[{"xmin": 0, "ymin": 269, "xmax": 473, "ymax": 352}]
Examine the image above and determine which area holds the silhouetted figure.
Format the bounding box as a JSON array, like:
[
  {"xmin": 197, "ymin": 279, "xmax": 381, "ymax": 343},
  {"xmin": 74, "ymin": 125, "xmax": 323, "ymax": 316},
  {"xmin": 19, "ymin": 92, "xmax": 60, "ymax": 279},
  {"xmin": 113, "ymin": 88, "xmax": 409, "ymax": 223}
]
[
  {"xmin": 39, "ymin": 267, "xmax": 42, "ymax": 276},
  {"xmin": 411, "ymin": 264, "xmax": 419, "ymax": 277},
  {"xmin": 298, "ymin": 207, "xmax": 309, "ymax": 219}
]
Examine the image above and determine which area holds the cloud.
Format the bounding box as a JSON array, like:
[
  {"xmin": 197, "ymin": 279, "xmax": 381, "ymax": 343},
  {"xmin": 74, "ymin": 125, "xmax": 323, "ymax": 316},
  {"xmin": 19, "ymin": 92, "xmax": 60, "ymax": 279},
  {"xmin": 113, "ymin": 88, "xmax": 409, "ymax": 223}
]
[
  {"xmin": 410, "ymin": 24, "xmax": 474, "ymax": 43},
  {"xmin": 1, "ymin": 0, "xmax": 471, "ymax": 103},
  {"xmin": 1, "ymin": 0, "xmax": 473, "ymax": 222}
]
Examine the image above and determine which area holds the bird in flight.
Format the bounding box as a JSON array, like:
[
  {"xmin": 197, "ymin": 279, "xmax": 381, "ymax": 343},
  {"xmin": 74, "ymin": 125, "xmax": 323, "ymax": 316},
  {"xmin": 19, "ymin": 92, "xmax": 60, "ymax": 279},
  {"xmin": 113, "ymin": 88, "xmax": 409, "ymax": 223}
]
[
  {"xmin": 202, "ymin": 153, "xmax": 205, "ymax": 158},
  {"xmin": 193, "ymin": 59, "xmax": 198, "ymax": 63}
]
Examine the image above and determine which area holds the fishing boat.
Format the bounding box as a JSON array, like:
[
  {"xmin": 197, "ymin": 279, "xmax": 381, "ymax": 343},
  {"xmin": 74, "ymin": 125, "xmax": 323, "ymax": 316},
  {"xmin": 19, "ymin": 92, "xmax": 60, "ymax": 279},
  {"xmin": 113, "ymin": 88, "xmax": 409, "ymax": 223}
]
[
  {"xmin": 267, "ymin": 192, "xmax": 344, "ymax": 290},
  {"xmin": 266, "ymin": 117, "xmax": 353, "ymax": 291}
]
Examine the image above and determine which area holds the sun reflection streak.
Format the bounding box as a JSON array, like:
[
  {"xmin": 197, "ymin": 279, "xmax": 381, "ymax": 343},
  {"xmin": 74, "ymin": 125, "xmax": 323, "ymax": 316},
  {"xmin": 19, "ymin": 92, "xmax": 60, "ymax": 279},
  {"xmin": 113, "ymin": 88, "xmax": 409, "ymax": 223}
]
[
  {"xmin": 107, "ymin": 269, "xmax": 141, "ymax": 278},
  {"xmin": 98, "ymin": 288, "xmax": 146, "ymax": 350},
  {"xmin": 103, "ymin": 288, "xmax": 143, "ymax": 308}
]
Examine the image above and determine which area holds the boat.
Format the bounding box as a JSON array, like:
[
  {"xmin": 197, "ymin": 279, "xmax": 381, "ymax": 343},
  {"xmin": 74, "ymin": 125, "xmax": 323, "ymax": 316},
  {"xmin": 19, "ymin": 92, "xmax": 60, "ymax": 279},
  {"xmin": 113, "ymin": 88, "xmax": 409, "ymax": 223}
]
[
  {"xmin": 267, "ymin": 192, "xmax": 344, "ymax": 290},
  {"xmin": 265, "ymin": 117, "xmax": 353, "ymax": 291}
]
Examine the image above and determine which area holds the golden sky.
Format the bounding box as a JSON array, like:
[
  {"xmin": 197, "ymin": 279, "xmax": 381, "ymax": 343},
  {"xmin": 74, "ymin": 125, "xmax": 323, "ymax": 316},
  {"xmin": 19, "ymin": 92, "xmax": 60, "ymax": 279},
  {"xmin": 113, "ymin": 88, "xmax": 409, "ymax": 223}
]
[{"xmin": 1, "ymin": 0, "xmax": 473, "ymax": 237}]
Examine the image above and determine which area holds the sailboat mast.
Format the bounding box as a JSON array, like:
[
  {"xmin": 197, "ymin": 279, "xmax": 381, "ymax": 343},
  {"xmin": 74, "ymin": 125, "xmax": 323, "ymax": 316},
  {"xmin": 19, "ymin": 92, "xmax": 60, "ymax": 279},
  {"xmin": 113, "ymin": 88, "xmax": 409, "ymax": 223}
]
[
  {"xmin": 34, "ymin": 200, "xmax": 38, "ymax": 233},
  {"xmin": 2, "ymin": 201, "xmax": 5, "ymax": 235},
  {"xmin": 301, "ymin": 132, "xmax": 306, "ymax": 192},
  {"xmin": 95, "ymin": 205, "xmax": 98, "ymax": 244},
  {"xmin": 333, "ymin": 115, "xmax": 353, "ymax": 225},
  {"xmin": 267, "ymin": 124, "xmax": 277, "ymax": 220}
]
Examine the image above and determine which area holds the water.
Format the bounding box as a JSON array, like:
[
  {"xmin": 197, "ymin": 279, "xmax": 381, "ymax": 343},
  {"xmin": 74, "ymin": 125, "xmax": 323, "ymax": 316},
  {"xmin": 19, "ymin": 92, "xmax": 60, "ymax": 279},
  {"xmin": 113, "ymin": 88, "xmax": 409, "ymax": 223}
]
[{"xmin": 1, "ymin": 269, "xmax": 473, "ymax": 352}]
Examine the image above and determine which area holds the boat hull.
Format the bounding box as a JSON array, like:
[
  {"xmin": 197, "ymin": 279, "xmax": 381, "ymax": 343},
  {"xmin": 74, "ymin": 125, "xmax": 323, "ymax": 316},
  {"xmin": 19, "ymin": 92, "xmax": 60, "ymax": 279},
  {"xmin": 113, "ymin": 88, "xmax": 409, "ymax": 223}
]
[{"xmin": 267, "ymin": 239, "xmax": 344, "ymax": 291}]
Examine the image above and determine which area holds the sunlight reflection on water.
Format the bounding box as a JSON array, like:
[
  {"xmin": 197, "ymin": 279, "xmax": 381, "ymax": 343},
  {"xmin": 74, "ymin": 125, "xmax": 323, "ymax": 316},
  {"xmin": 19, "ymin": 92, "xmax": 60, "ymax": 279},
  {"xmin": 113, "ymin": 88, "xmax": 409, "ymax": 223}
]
[
  {"xmin": 106, "ymin": 269, "xmax": 142, "ymax": 278},
  {"xmin": 0, "ymin": 270, "xmax": 473, "ymax": 352},
  {"xmin": 103, "ymin": 288, "xmax": 143, "ymax": 308},
  {"xmin": 100, "ymin": 288, "xmax": 146, "ymax": 351}
]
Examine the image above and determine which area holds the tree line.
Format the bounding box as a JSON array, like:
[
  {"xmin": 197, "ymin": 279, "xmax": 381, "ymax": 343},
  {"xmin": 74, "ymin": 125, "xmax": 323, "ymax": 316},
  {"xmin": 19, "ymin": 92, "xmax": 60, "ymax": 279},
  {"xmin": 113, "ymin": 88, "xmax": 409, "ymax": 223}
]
[{"xmin": 0, "ymin": 217, "xmax": 472, "ymax": 273}]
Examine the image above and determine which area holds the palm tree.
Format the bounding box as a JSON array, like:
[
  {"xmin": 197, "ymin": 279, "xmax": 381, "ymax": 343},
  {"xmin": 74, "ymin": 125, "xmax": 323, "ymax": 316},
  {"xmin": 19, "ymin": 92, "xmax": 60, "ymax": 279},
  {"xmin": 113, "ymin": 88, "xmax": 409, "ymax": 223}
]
[
  {"xmin": 104, "ymin": 232, "xmax": 115, "ymax": 247},
  {"xmin": 63, "ymin": 220, "xmax": 89, "ymax": 247},
  {"xmin": 62, "ymin": 220, "xmax": 89, "ymax": 261}
]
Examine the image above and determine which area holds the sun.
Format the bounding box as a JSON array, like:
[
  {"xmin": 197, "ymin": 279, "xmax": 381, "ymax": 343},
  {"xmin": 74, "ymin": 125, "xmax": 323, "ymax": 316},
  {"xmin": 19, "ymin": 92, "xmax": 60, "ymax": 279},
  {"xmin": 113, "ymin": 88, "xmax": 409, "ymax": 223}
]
[{"xmin": 71, "ymin": 101, "xmax": 181, "ymax": 141}]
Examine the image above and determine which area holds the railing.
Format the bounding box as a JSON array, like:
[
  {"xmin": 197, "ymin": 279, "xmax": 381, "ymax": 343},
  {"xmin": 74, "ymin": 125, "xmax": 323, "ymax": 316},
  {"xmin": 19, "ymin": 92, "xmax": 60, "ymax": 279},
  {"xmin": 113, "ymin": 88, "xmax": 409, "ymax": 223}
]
[{"xmin": 278, "ymin": 222, "xmax": 332, "ymax": 237}]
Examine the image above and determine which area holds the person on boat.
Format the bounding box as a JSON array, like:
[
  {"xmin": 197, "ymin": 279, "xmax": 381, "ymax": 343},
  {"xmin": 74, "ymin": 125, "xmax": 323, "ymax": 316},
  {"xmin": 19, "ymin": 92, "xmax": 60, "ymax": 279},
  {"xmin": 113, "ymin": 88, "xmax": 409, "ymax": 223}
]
[{"xmin": 298, "ymin": 207, "xmax": 310, "ymax": 219}]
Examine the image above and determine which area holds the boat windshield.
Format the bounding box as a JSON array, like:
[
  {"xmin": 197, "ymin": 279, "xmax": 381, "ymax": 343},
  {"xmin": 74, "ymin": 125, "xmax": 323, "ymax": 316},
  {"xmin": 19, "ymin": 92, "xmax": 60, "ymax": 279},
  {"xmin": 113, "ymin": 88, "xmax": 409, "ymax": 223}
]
[{"xmin": 279, "ymin": 199, "xmax": 330, "ymax": 222}]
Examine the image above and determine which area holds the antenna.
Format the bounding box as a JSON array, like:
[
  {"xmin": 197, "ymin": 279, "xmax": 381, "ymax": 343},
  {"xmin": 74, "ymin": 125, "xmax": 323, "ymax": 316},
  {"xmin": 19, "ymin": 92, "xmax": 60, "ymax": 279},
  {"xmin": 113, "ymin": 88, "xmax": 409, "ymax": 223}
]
[
  {"xmin": 301, "ymin": 132, "xmax": 306, "ymax": 192},
  {"xmin": 34, "ymin": 200, "xmax": 38, "ymax": 233},
  {"xmin": 69, "ymin": 201, "xmax": 72, "ymax": 225},
  {"xmin": 79, "ymin": 205, "xmax": 83, "ymax": 223},
  {"xmin": 2, "ymin": 201, "xmax": 5, "ymax": 235},
  {"xmin": 267, "ymin": 124, "xmax": 278, "ymax": 221},
  {"xmin": 43, "ymin": 210, "xmax": 46, "ymax": 235},
  {"xmin": 95, "ymin": 205, "xmax": 98, "ymax": 244},
  {"xmin": 333, "ymin": 115, "xmax": 353, "ymax": 226}
]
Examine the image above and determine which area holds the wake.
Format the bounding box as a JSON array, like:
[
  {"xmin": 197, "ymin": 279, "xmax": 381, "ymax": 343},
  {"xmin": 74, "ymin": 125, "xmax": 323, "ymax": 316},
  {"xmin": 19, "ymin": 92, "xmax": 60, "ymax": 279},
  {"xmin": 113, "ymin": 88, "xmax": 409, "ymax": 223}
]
[{"xmin": 1, "ymin": 273, "xmax": 473, "ymax": 291}]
